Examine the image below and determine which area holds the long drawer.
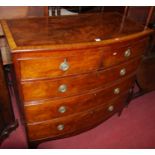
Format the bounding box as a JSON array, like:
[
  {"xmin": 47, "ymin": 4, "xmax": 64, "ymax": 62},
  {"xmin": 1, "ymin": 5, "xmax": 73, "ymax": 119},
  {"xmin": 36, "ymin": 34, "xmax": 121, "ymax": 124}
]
[
  {"xmin": 27, "ymin": 93, "xmax": 128, "ymax": 141},
  {"xmin": 24, "ymin": 75, "xmax": 134, "ymax": 123},
  {"xmin": 18, "ymin": 38, "xmax": 147, "ymax": 80},
  {"xmin": 21, "ymin": 57, "xmax": 140, "ymax": 102}
]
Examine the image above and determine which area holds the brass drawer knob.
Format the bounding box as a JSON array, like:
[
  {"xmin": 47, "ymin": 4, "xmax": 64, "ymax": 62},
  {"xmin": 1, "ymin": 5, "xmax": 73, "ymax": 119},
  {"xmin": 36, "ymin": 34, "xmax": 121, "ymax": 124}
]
[
  {"xmin": 58, "ymin": 106, "xmax": 66, "ymax": 113},
  {"xmin": 108, "ymin": 105, "xmax": 114, "ymax": 112},
  {"xmin": 58, "ymin": 84, "xmax": 67, "ymax": 93},
  {"xmin": 114, "ymin": 88, "xmax": 120, "ymax": 94},
  {"xmin": 57, "ymin": 124, "xmax": 64, "ymax": 131},
  {"xmin": 124, "ymin": 48, "xmax": 131, "ymax": 58},
  {"xmin": 59, "ymin": 59, "xmax": 69, "ymax": 71},
  {"xmin": 120, "ymin": 68, "xmax": 126, "ymax": 76}
]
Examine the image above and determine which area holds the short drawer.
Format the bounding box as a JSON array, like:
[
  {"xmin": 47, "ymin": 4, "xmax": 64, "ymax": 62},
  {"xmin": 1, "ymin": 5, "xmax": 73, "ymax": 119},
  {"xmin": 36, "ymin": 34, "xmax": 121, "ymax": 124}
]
[
  {"xmin": 100, "ymin": 38, "xmax": 147, "ymax": 68},
  {"xmin": 27, "ymin": 94, "xmax": 127, "ymax": 141},
  {"xmin": 24, "ymin": 75, "xmax": 134, "ymax": 123},
  {"xmin": 18, "ymin": 38, "xmax": 147, "ymax": 80},
  {"xmin": 21, "ymin": 57, "xmax": 140, "ymax": 102}
]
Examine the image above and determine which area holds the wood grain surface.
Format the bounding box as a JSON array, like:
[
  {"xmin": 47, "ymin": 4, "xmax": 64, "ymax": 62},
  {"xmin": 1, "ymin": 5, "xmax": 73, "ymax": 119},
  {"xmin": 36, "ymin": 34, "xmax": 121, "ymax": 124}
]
[
  {"xmin": 27, "ymin": 93, "xmax": 128, "ymax": 141},
  {"xmin": 24, "ymin": 75, "xmax": 135, "ymax": 123},
  {"xmin": 1, "ymin": 12, "xmax": 153, "ymax": 51},
  {"xmin": 21, "ymin": 58, "xmax": 139, "ymax": 102}
]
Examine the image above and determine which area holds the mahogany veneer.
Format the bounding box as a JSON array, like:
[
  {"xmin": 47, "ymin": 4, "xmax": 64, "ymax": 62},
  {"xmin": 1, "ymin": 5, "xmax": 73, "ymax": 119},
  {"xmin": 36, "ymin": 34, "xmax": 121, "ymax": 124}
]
[
  {"xmin": 27, "ymin": 93, "xmax": 129, "ymax": 141},
  {"xmin": 1, "ymin": 12, "xmax": 153, "ymax": 148},
  {"xmin": 24, "ymin": 75, "xmax": 135, "ymax": 123},
  {"xmin": 21, "ymin": 58, "xmax": 140, "ymax": 102}
]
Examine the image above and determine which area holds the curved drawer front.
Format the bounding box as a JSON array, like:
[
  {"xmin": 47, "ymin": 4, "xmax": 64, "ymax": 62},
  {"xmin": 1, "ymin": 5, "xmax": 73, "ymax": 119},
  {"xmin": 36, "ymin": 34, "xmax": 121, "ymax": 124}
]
[
  {"xmin": 24, "ymin": 75, "xmax": 134, "ymax": 123},
  {"xmin": 100, "ymin": 38, "xmax": 147, "ymax": 69},
  {"xmin": 21, "ymin": 57, "xmax": 140, "ymax": 102},
  {"xmin": 19, "ymin": 39, "xmax": 147, "ymax": 80},
  {"xmin": 27, "ymin": 94, "xmax": 128, "ymax": 141}
]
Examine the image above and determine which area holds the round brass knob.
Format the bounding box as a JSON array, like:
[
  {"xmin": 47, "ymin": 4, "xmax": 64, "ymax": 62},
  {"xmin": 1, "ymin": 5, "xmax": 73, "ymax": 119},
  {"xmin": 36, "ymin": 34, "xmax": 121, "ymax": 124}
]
[
  {"xmin": 114, "ymin": 88, "xmax": 120, "ymax": 94},
  {"xmin": 58, "ymin": 84, "xmax": 67, "ymax": 93},
  {"xmin": 120, "ymin": 68, "xmax": 126, "ymax": 76},
  {"xmin": 58, "ymin": 106, "xmax": 66, "ymax": 113},
  {"xmin": 124, "ymin": 49, "xmax": 131, "ymax": 58},
  {"xmin": 59, "ymin": 59, "xmax": 69, "ymax": 71},
  {"xmin": 108, "ymin": 105, "xmax": 114, "ymax": 112},
  {"xmin": 57, "ymin": 124, "xmax": 64, "ymax": 131}
]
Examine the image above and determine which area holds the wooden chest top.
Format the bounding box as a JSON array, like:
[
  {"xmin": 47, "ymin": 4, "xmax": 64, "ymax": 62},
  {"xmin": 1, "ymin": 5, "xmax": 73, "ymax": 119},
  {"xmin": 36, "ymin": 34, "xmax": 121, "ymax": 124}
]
[{"xmin": 1, "ymin": 12, "xmax": 153, "ymax": 51}]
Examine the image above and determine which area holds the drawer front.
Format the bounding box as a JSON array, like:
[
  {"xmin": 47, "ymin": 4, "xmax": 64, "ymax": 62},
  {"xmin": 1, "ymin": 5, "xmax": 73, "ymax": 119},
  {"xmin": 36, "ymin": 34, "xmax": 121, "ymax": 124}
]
[
  {"xmin": 18, "ymin": 39, "xmax": 147, "ymax": 80},
  {"xmin": 27, "ymin": 94, "xmax": 127, "ymax": 141},
  {"xmin": 100, "ymin": 39, "xmax": 147, "ymax": 68},
  {"xmin": 24, "ymin": 75, "xmax": 134, "ymax": 123},
  {"xmin": 21, "ymin": 57, "xmax": 140, "ymax": 102},
  {"xmin": 19, "ymin": 48, "xmax": 103, "ymax": 80}
]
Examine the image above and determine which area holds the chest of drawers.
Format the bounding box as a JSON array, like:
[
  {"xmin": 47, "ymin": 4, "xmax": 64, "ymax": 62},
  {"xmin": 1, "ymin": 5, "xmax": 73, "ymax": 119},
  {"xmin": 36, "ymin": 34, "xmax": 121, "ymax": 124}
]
[{"xmin": 1, "ymin": 12, "xmax": 153, "ymax": 148}]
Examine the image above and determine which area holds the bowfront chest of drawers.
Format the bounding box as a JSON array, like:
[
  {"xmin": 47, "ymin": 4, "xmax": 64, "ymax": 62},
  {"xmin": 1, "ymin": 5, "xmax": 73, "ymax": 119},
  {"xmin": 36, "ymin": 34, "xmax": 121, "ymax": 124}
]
[{"xmin": 1, "ymin": 12, "xmax": 153, "ymax": 148}]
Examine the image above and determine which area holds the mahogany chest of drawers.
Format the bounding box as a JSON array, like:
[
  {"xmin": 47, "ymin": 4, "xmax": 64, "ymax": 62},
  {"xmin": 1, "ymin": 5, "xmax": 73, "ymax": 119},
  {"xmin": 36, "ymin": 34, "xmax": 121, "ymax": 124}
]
[{"xmin": 1, "ymin": 12, "xmax": 153, "ymax": 148}]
